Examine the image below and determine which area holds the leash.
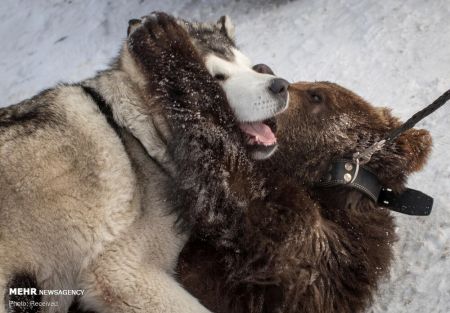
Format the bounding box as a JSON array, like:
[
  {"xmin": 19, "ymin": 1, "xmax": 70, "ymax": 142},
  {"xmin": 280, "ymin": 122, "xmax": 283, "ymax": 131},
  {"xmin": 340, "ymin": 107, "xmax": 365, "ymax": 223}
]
[
  {"xmin": 353, "ymin": 89, "xmax": 450, "ymax": 165},
  {"xmin": 318, "ymin": 89, "xmax": 450, "ymax": 216}
]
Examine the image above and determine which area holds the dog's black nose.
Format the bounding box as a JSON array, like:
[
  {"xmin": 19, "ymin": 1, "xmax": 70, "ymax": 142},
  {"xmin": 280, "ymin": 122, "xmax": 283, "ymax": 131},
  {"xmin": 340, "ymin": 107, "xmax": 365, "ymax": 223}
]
[{"xmin": 269, "ymin": 78, "xmax": 289, "ymax": 98}]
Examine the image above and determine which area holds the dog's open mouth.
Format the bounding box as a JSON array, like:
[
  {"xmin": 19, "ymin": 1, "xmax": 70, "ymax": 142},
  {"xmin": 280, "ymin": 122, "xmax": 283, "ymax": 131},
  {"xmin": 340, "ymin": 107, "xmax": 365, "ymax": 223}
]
[
  {"xmin": 239, "ymin": 118, "xmax": 277, "ymax": 146},
  {"xmin": 239, "ymin": 118, "xmax": 278, "ymax": 160}
]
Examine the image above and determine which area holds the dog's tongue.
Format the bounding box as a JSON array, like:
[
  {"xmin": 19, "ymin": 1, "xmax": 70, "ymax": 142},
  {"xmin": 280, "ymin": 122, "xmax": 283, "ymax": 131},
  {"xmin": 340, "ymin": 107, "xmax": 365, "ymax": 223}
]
[{"xmin": 239, "ymin": 122, "xmax": 277, "ymax": 146}]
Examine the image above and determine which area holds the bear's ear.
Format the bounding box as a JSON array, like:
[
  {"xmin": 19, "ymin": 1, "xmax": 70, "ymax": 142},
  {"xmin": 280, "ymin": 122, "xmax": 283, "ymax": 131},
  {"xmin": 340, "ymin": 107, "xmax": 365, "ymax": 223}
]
[
  {"xmin": 375, "ymin": 107, "xmax": 402, "ymax": 128},
  {"xmin": 396, "ymin": 128, "xmax": 432, "ymax": 173},
  {"xmin": 217, "ymin": 15, "xmax": 235, "ymax": 41},
  {"xmin": 127, "ymin": 19, "xmax": 141, "ymax": 36}
]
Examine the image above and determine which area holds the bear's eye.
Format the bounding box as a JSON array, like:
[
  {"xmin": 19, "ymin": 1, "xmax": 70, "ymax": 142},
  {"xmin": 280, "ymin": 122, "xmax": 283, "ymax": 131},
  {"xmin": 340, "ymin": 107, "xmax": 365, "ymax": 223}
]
[
  {"xmin": 308, "ymin": 91, "xmax": 323, "ymax": 103},
  {"xmin": 214, "ymin": 74, "xmax": 227, "ymax": 81}
]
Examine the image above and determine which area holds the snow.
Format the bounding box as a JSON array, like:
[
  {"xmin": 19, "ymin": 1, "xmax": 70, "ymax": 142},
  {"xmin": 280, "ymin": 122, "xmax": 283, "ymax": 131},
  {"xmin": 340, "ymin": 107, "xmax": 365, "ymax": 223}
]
[{"xmin": 0, "ymin": 0, "xmax": 449, "ymax": 311}]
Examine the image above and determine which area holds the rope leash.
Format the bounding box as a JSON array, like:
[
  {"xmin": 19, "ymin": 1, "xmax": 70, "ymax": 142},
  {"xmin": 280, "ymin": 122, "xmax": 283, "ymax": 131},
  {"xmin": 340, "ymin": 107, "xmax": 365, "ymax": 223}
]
[{"xmin": 353, "ymin": 89, "xmax": 450, "ymax": 165}]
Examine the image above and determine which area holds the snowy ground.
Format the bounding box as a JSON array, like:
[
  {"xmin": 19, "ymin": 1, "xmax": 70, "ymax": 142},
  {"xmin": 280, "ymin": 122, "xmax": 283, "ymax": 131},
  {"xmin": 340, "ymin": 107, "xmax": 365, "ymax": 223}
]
[{"xmin": 0, "ymin": 0, "xmax": 449, "ymax": 312}]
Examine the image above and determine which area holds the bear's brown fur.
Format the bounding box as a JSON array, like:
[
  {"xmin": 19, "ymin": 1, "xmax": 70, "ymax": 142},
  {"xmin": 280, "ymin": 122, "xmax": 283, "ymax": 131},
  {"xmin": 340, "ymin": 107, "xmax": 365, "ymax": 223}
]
[
  {"xmin": 125, "ymin": 14, "xmax": 432, "ymax": 313},
  {"xmin": 177, "ymin": 82, "xmax": 432, "ymax": 313},
  {"xmin": 108, "ymin": 13, "xmax": 433, "ymax": 313}
]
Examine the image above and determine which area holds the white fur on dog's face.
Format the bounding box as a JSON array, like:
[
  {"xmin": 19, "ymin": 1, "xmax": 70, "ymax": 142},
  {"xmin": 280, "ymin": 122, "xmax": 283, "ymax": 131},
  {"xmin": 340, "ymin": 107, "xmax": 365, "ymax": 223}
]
[{"xmin": 205, "ymin": 48, "xmax": 288, "ymax": 123}]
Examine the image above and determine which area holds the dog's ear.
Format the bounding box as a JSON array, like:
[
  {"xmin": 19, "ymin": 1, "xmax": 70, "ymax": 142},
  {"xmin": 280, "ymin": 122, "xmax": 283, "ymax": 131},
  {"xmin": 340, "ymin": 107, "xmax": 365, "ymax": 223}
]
[
  {"xmin": 396, "ymin": 128, "xmax": 432, "ymax": 173},
  {"xmin": 127, "ymin": 19, "xmax": 141, "ymax": 36},
  {"xmin": 217, "ymin": 15, "xmax": 235, "ymax": 41}
]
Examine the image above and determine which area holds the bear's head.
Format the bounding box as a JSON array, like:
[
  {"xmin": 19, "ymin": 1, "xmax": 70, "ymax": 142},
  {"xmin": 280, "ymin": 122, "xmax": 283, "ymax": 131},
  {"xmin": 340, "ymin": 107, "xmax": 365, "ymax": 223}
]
[{"xmin": 272, "ymin": 81, "xmax": 432, "ymax": 192}]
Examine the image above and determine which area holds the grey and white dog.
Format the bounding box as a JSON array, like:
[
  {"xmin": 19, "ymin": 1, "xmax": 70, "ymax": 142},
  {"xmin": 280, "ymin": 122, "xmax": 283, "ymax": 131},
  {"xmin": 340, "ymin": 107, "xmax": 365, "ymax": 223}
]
[{"xmin": 0, "ymin": 14, "xmax": 288, "ymax": 313}]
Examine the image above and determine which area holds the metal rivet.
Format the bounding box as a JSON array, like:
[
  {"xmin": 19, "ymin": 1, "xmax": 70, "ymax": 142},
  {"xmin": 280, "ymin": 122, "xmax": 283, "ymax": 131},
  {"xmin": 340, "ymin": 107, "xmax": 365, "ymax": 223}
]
[
  {"xmin": 344, "ymin": 173, "xmax": 352, "ymax": 182},
  {"xmin": 345, "ymin": 162, "xmax": 353, "ymax": 171}
]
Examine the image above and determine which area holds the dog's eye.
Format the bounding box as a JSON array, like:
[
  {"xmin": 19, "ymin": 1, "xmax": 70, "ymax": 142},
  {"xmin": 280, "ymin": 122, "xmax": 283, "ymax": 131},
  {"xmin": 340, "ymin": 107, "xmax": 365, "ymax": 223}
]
[{"xmin": 214, "ymin": 74, "xmax": 227, "ymax": 81}]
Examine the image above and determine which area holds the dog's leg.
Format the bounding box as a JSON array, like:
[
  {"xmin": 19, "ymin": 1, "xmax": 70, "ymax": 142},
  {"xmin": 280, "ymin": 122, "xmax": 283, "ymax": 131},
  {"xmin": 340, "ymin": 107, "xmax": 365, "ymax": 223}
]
[{"xmin": 79, "ymin": 265, "xmax": 211, "ymax": 313}]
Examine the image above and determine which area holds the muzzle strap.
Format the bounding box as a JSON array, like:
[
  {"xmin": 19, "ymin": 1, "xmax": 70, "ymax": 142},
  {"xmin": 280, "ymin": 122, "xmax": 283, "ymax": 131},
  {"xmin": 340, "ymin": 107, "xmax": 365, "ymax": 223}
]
[
  {"xmin": 317, "ymin": 159, "xmax": 433, "ymax": 216},
  {"xmin": 318, "ymin": 159, "xmax": 381, "ymax": 202},
  {"xmin": 378, "ymin": 187, "xmax": 433, "ymax": 216}
]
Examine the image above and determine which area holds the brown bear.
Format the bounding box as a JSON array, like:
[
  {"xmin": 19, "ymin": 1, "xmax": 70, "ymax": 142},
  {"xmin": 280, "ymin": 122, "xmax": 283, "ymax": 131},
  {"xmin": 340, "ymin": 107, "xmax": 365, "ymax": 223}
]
[
  {"xmin": 176, "ymin": 81, "xmax": 433, "ymax": 313},
  {"xmin": 122, "ymin": 13, "xmax": 433, "ymax": 313}
]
